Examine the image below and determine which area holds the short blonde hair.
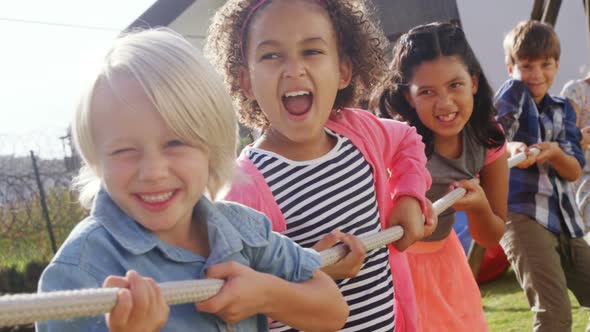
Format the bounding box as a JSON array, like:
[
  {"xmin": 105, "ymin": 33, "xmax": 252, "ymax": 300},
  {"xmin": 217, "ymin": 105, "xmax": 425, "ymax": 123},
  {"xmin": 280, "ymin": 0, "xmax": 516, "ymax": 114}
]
[
  {"xmin": 503, "ymin": 20, "xmax": 561, "ymax": 65},
  {"xmin": 73, "ymin": 28, "xmax": 237, "ymax": 208}
]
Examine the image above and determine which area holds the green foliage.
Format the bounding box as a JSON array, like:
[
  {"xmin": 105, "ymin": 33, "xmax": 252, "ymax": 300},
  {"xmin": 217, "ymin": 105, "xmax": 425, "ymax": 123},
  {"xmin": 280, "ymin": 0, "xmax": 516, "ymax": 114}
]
[
  {"xmin": 0, "ymin": 185, "xmax": 78, "ymax": 331},
  {"xmin": 0, "ymin": 186, "xmax": 86, "ymax": 270},
  {"xmin": 238, "ymin": 135, "xmax": 254, "ymax": 154}
]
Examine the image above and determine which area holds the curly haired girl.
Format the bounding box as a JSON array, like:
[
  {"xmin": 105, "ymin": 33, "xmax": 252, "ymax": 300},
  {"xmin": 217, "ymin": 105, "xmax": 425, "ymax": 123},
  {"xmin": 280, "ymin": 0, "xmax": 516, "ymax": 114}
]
[
  {"xmin": 206, "ymin": 0, "xmax": 387, "ymax": 130},
  {"xmin": 207, "ymin": 1, "xmax": 435, "ymax": 331}
]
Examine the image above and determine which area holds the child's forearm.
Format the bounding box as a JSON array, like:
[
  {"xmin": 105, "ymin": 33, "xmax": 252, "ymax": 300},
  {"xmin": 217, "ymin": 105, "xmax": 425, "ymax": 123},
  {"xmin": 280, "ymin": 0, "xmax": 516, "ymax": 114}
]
[
  {"xmin": 387, "ymin": 195, "xmax": 430, "ymax": 251},
  {"xmin": 549, "ymin": 150, "xmax": 583, "ymax": 181},
  {"xmin": 468, "ymin": 154, "xmax": 508, "ymax": 247},
  {"xmin": 465, "ymin": 205, "xmax": 505, "ymax": 247},
  {"xmin": 262, "ymin": 270, "xmax": 348, "ymax": 331}
]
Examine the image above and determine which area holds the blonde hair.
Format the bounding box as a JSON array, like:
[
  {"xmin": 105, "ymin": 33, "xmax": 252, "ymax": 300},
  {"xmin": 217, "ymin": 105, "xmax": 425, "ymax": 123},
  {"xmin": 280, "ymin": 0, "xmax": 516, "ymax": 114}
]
[{"xmin": 73, "ymin": 28, "xmax": 237, "ymax": 209}]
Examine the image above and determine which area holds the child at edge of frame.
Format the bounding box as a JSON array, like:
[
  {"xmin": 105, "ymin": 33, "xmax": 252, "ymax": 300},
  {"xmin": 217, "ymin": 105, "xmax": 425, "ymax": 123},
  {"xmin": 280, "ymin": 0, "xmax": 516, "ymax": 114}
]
[
  {"xmin": 35, "ymin": 28, "xmax": 348, "ymax": 332},
  {"xmin": 494, "ymin": 20, "xmax": 590, "ymax": 332}
]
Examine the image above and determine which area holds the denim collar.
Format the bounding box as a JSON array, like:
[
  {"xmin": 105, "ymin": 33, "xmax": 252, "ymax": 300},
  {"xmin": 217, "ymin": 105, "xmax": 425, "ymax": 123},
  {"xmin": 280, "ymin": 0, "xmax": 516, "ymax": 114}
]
[{"xmin": 91, "ymin": 189, "xmax": 245, "ymax": 264}]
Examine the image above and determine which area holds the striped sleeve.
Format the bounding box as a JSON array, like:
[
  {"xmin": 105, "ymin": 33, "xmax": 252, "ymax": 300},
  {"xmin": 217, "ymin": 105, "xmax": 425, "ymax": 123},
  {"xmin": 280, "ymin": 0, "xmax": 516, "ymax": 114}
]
[{"xmin": 561, "ymin": 99, "xmax": 585, "ymax": 168}]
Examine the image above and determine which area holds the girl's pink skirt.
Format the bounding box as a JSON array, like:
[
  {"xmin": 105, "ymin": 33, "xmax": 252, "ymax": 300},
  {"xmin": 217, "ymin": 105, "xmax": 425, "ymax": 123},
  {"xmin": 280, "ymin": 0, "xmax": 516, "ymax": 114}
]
[{"xmin": 406, "ymin": 231, "xmax": 488, "ymax": 332}]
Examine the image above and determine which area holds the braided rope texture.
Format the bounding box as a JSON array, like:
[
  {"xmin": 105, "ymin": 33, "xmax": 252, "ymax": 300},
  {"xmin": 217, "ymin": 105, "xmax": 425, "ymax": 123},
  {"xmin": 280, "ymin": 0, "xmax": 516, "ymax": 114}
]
[{"xmin": 0, "ymin": 149, "xmax": 535, "ymax": 327}]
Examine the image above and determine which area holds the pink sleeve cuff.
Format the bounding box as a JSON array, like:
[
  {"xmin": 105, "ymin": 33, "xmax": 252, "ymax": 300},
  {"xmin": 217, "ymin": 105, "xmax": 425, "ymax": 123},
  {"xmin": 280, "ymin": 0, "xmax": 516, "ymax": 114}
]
[{"xmin": 390, "ymin": 171, "xmax": 429, "ymax": 215}]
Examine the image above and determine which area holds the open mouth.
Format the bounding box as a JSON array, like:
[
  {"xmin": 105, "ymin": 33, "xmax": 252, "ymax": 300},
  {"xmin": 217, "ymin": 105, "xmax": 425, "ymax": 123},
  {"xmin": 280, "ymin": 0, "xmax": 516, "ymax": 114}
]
[
  {"xmin": 437, "ymin": 113, "xmax": 458, "ymax": 122},
  {"xmin": 138, "ymin": 191, "xmax": 174, "ymax": 203},
  {"xmin": 282, "ymin": 90, "xmax": 313, "ymax": 116},
  {"xmin": 135, "ymin": 190, "xmax": 177, "ymax": 210}
]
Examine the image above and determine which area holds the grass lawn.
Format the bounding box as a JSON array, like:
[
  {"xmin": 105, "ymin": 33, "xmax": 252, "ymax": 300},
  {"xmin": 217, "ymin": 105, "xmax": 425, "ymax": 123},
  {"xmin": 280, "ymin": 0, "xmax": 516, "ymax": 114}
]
[{"xmin": 481, "ymin": 269, "xmax": 588, "ymax": 331}]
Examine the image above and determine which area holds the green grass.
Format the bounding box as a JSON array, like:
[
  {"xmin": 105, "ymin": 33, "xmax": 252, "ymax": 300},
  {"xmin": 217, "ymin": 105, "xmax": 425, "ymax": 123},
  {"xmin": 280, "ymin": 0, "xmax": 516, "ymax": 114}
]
[{"xmin": 481, "ymin": 269, "xmax": 588, "ymax": 331}]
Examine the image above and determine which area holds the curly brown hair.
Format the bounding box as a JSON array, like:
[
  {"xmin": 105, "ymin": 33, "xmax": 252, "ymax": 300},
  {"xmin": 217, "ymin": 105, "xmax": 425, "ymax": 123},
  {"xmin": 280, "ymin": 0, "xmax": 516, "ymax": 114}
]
[{"xmin": 205, "ymin": 0, "xmax": 388, "ymax": 129}]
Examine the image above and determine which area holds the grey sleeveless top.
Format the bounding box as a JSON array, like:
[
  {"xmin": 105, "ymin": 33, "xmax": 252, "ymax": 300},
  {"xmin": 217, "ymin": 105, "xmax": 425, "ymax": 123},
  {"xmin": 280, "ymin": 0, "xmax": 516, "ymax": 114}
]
[{"xmin": 424, "ymin": 128, "xmax": 486, "ymax": 241}]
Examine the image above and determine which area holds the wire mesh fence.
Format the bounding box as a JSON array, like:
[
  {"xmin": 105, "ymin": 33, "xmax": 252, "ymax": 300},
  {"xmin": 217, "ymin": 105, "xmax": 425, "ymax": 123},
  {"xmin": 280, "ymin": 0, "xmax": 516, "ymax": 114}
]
[
  {"xmin": 0, "ymin": 127, "xmax": 258, "ymax": 331},
  {"xmin": 0, "ymin": 130, "xmax": 86, "ymax": 331},
  {"xmin": 0, "ymin": 130, "xmax": 85, "ymax": 274}
]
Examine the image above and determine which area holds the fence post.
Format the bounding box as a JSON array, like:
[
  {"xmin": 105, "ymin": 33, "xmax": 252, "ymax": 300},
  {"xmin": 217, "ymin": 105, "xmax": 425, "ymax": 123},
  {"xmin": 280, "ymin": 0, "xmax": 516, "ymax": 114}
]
[{"xmin": 30, "ymin": 150, "xmax": 57, "ymax": 254}]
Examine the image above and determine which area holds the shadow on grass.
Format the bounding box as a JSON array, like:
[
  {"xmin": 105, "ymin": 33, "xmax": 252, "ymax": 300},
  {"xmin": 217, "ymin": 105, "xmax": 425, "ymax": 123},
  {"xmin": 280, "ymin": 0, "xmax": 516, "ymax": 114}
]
[
  {"xmin": 479, "ymin": 269, "xmax": 522, "ymax": 297},
  {"xmin": 480, "ymin": 268, "xmax": 584, "ymax": 311},
  {"xmin": 483, "ymin": 306, "xmax": 530, "ymax": 313}
]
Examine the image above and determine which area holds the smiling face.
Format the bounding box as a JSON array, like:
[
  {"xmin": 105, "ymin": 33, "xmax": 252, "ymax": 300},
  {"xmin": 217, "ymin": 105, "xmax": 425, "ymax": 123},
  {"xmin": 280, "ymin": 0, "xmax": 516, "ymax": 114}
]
[
  {"xmin": 239, "ymin": 0, "xmax": 351, "ymax": 147},
  {"xmin": 508, "ymin": 57, "xmax": 559, "ymax": 104},
  {"xmin": 90, "ymin": 77, "xmax": 209, "ymax": 245},
  {"xmin": 404, "ymin": 56, "xmax": 478, "ymax": 149}
]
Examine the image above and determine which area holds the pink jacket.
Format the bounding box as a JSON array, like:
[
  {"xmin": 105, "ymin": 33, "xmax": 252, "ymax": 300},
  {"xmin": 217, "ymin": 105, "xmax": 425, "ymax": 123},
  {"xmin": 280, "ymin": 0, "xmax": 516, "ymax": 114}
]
[{"xmin": 225, "ymin": 108, "xmax": 431, "ymax": 332}]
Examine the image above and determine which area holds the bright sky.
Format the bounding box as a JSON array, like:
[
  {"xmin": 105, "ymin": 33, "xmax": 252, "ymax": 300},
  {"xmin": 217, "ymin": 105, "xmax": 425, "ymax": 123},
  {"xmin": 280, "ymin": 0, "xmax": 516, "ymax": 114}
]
[
  {"xmin": 0, "ymin": 1, "xmax": 587, "ymax": 158},
  {"xmin": 0, "ymin": 0, "xmax": 155, "ymax": 156}
]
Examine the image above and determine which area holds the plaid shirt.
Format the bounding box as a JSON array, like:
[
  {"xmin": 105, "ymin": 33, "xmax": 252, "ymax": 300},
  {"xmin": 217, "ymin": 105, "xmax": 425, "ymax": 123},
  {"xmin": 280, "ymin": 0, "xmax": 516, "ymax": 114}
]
[{"xmin": 495, "ymin": 79, "xmax": 586, "ymax": 237}]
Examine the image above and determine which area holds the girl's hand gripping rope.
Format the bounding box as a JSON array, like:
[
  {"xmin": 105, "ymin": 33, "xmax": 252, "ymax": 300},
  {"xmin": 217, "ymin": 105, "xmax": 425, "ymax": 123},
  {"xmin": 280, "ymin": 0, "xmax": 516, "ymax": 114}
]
[
  {"xmin": 423, "ymin": 198, "xmax": 438, "ymax": 238},
  {"xmin": 449, "ymin": 177, "xmax": 487, "ymax": 213},
  {"xmin": 388, "ymin": 196, "xmax": 437, "ymax": 251},
  {"xmin": 312, "ymin": 229, "xmax": 366, "ymax": 279}
]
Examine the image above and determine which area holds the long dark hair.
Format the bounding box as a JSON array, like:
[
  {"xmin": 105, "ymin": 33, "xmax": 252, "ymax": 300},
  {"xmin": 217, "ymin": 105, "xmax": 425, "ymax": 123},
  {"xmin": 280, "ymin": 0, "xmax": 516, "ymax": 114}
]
[{"xmin": 370, "ymin": 22, "xmax": 504, "ymax": 157}]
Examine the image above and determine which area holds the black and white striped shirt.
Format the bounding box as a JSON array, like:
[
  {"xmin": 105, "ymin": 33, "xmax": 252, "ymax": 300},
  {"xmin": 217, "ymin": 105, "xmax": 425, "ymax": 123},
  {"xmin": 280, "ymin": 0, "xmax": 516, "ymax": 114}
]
[{"xmin": 246, "ymin": 130, "xmax": 395, "ymax": 332}]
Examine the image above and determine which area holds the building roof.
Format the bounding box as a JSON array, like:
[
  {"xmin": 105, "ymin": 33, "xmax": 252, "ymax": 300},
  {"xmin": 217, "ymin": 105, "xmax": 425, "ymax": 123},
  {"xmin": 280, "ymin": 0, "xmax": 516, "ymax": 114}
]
[
  {"xmin": 371, "ymin": 0, "xmax": 460, "ymax": 40},
  {"xmin": 125, "ymin": 0, "xmax": 195, "ymax": 31},
  {"xmin": 125, "ymin": 0, "xmax": 460, "ymax": 40}
]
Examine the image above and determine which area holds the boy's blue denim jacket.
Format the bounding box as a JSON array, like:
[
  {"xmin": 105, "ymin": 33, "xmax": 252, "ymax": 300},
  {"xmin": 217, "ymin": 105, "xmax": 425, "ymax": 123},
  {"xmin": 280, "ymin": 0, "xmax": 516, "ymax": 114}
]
[
  {"xmin": 495, "ymin": 79, "xmax": 586, "ymax": 237},
  {"xmin": 36, "ymin": 189, "xmax": 321, "ymax": 331}
]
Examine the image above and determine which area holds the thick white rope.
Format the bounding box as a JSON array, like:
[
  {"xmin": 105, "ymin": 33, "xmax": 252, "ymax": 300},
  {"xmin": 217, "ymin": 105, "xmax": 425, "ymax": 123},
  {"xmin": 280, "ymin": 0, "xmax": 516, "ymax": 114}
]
[
  {"xmin": 0, "ymin": 148, "xmax": 541, "ymax": 327},
  {"xmin": 507, "ymin": 147, "xmax": 540, "ymax": 169}
]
